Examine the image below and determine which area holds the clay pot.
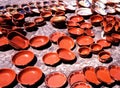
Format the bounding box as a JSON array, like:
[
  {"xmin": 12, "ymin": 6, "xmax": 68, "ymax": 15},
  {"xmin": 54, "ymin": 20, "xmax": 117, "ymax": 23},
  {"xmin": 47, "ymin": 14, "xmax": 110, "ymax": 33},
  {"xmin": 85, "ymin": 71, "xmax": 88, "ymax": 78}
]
[
  {"xmin": 49, "ymin": 31, "xmax": 66, "ymax": 43},
  {"xmin": 78, "ymin": 47, "xmax": 91, "ymax": 58},
  {"xmin": 96, "ymin": 66, "xmax": 114, "ymax": 84},
  {"xmin": 68, "ymin": 27, "xmax": 84, "ymax": 37},
  {"xmin": 57, "ymin": 48, "xmax": 76, "ymax": 61},
  {"xmin": 0, "ymin": 68, "xmax": 16, "ymax": 88},
  {"xmin": 80, "ymin": 22, "xmax": 92, "ymax": 29},
  {"xmin": 45, "ymin": 72, "xmax": 67, "ymax": 88},
  {"xmin": 70, "ymin": 15, "xmax": 84, "ymax": 23},
  {"xmin": 71, "ymin": 82, "xmax": 92, "ymax": 88},
  {"xmin": 0, "ymin": 36, "xmax": 9, "ymax": 50},
  {"xmin": 85, "ymin": 29, "xmax": 95, "ymax": 37},
  {"xmin": 67, "ymin": 20, "xmax": 80, "ymax": 28},
  {"xmin": 103, "ymin": 23, "xmax": 114, "ymax": 33},
  {"xmin": 57, "ymin": 4, "xmax": 66, "ymax": 11},
  {"xmin": 23, "ymin": 22, "xmax": 36, "ymax": 32},
  {"xmin": 83, "ymin": 66, "xmax": 101, "ymax": 85},
  {"xmin": 90, "ymin": 43, "xmax": 102, "ymax": 53},
  {"xmin": 105, "ymin": 15, "xmax": 115, "ymax": 22},
  {"xmin": 30, "ymin": 35, "xmax": 49, "ymax": 49},
  {"xmin": 7, "ymin": 31, "xmax": 29, "ymax": 50},
  {"xmin": 55, "ymin": 10, "xmax": 65, "ymax": 16},
  {"xmin": 97, "ymin": 39, "xmax": 111, "ymax": 48},
  {"xmin": 98, "ymin": 51, "xmax": 111, "ymax": 63},
  {"xmin": 42, "ymin": 52, "xmax": 61, "ymax": 66},
  {"xmin": 17, "ymin": 66, "xmax": 43, "ymax": 86},
  {"xmin": 0, "ymin": 15, "xmax": 11, "ymax": 25},
  {"xmin": 68, "ymin": 70, "xmax": 86, "ymax": 85},
  {"xmin": 90, "ymin": 14, "xmax": 103, "ymax": 26},
  {"xmin": 12, "ymin": 50, "xmax": 35, "ymax": 67},
  {"xmin": 41, "ymin": 11, "xmax": 52, "ymax": 20},
  {"xmin": 111, "ymin": 33, "xmax": 120, "ymax": 43},
  {"xmin": 109, "ymin": 65, "xmax": 120, "ymax": 81},
  {"xmin": 105, "ymin": 35, "xmax": 114, "ymax": 43},
  {"xmin": 34, "ymin": 17, "xmax": 46, "ymax": 26},
  {"xmin": 58, "ymin": 36, "xmax": 75, "ymax": 50},
  {"xmin": 76, "ymin": 36, "xmax": 94, "ymax": 46}
]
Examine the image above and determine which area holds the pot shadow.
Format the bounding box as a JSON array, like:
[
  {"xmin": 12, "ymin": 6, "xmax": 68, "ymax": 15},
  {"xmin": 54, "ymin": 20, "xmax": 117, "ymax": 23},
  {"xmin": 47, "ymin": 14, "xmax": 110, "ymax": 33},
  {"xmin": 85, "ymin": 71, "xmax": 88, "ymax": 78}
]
[
  {"xmin": 26, "ymin": 27, "xmax": 38, "ymax": 32},
  {"xmin": 45, "ymin": 60, "xmax": 62, "ymax": 67},
  {"xmin": 36, "ymin": 22, "xmax": 46, "ymax": 27},
  {"xmin": 90, "ymin": 83, "xmax": 102, "ymax": 88},
  {"xmin": 5, "ymin": 78, "xmax": 18, "ymax": 88},
  {"xmin": 112, "ymin": 42, "xmax": 119, "ymax": 46},
  {"xmin": 79, "ymin": 53, "xmax": 92, "ymax": 58},
  {"xmin": 103, "ymin": 57, "xmax": 113, "ymax": 64},
  {"xmin": 62, "ymin": 57, "xmax": 77, "ymax": 65},
  {"xmin": 101, "ymin": 81, "xmax": 117, "ymax": 88},
  {"xmin": 15, "ymin": 30, "xmax": 27, "ymax": 36},
  {"xmin": 0, "ymin": 45, "xmax": 13, "ymax": 51},
  {"xmin": 13, "ymin": 45, "xmax": 30, "ymax": 51},
  {"xmin": 52, "ymin": 24, "xmax": 67, "ymax": 29}
]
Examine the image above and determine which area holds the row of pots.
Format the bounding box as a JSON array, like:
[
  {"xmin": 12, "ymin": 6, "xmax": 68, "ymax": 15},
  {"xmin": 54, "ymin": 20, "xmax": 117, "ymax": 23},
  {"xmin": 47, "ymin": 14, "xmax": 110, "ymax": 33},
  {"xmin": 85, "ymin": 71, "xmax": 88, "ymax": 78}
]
[{"xmin": 0, "ymin": 65, "xmax": 120, "ymax": 88}]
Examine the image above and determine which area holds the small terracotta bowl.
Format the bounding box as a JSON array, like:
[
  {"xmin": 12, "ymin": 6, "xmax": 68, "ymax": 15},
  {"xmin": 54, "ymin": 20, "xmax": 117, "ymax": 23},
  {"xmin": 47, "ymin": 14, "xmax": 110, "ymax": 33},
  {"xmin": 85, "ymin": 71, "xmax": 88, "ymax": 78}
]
[
  {"xmin": 95, "ymin": 66, "xmax": 114, "ymax": 85},
  {"xmin": 68, "ymin": 27, "xmax": 84, "ymax": 37},
  {"xmin": 17, "ymin": 66, "xmax": 43, "ymax": 86},
  {"xmin": 45, "ymin": 72, "xmax": 67, "ymax": 88},
  {"xmin": 67, "ymin": 20, "xmax": 80, "ymax": 27},
  {"xmin": 109, "ymin": 65, "xmax": 120, "ymax": 81},
  {"xmin": 34, "ymin": 17, "xmax": 46, "ymax": 26},
  {"xmin": 71, "ymin": 82, "xmax": 92, "ymax": 88},
  {"xmin": 91, "ymin": 43, "xmax": 102, "ymax": 54},
  {"xmin": 80, "ymin": 22, "xmax": 92, "ymax": 29},
  {"xmin": 58, "ymin": 36, "xmax": 75, "ymax": 50},
  {"xmin": 90, "ymin": 14, "xmax": 103, "ymax": 26},
  {"xmin": 85, "ymin": 29, "xmax": 95, "ymax": 37},
  {"xmin": 7, "ymin": 31, "xmax": 29, "ymax": 50},
  {"xmin": 23, "ymin": 22, "xmax": 36, "ymax": 32},
  {"xmin": 0, "ymin": 36, "xmax": 9, "ymax": 50},
  {"xmin": 55, "ymin": 10, "xmax": 65, "ymax": 16},
  {"xmin": 98, "ymin": 51, "xmax": 111, "ymax": 63},
  {"xmin": 83, "ymin": 66, "xmax": 101, "ymax": 85},
  {"xmin": 12, "ymin": 50, "xmax": 34, "ymax": 67},
  {"xmin": 40, "ymin": 11, "xmax": 52, "ymax": 20},
  {"xmin": 78, "ymin": 47, "xmax": 91, "ymax": 58},
  {"xmin": 103, "ymin": 23, "xmax": 113, "ymax": 33},
  {"xmin": 68, "ymin": 70, "xmax": 86, "ymax": 86},
  {"xmin": 0, "ymin": 68, "xmax": 16, "ymax": 88},
  {"xmin": 105, "ymin": 15, "xmax": 115, "ymax": 22},
  {"xmin": 111, "ymin": 33, "xmax": 120, "ymax": 43},
  {"xmin": 42, "ymin": 52, "xmax": 61, "ymax": 66},
  {"xmin": 12, "ymin": 13, "xmax": 24, "ymax": 21},
  {"xmin": 30, "ymin": 36, "xmax": 49, "ymax": 49},
  {"xmin": 76, "ymin": 36, "xmax": 94, "ymax": 46},
  {"xmin": 70, "ymin": 15, "xmax": 84, "ymax": 23},
  {"xmin": 105, "ymin": 35, "xmax": 114, "ymax": 43},
  {"xmin": 49, "ymin": 31, "xmax": 66, "ymax": 43},
  {"xmin": 97, "ymin": 39, "xmax": 111, "ymax": 48},
  {"xmin": 57, "ymin": 48, "xmax": 76, "ymax": 62}
]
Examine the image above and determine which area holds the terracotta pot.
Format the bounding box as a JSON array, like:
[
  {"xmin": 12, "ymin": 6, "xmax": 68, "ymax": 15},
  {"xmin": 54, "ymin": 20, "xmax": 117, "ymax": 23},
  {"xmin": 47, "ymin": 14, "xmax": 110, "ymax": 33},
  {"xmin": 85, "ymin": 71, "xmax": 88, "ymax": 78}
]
[
  {"xmin": 42, "ymin": 52, "xmax": 61, "ymax": 66},
  {"xmin": 97, "ymin": 39, "xmax": 111, "ymax": 48},
  {"xmin": 71, "ymin": 82, "xmax": 92, "ymax": 88},
  {"xmin": 98, "ymin": 51, "xmax": 111, "ymax": 63},
  {"xmin": 70, "ymin": 15, "xmax": 84, "ymax": 23},
  {"xmin": 85, "ymin": 29, "xmax": 95, "ymax": 37},
  {"xmin": 0, "ymin": 36, "xmax": 9, "ymax": 50},
  {"xmin": 0, "ymin": 15, "xmax": 11, "ymax": 25},
  {"xmin": 12, "ymin": 50, "xmax": 34, "ymax": 67},
  {"xmin": 57, "ymin": 48, "xmax": 76, "ymax": 61},
  {"xmin": 80, "ymin": 22, "xmax": 92, "ymax": 29},
  {"xmin": 105, "ymin": 15, "xmax": 115, "ymax": 22},
  {"xmin": 90, "ymin": 43, "xmax": 102, "ymax": 53},
  {"xmin": 68, "ymin": 70, "xmax": 86, "ymax": 85},
  {"xmin": 90, "ymin": 14, "xmax": 103, "ymax": 26},
  {"xmin": 0, "ymin": 68, "xmax": 16, "ymax": 88},
  {"xmin": 96, "ymin": 66, "xmax": 114, "ymax": 84},
  {"xmin": 58, "ymin": 36, "xmax": 75, "ymax": 50},
  {"xmin": 83, "ymin": 66, "xmax": 101, "ymax": 85},
  {"xmin": 68, "ymin": 27, "xmax": 84, "ymax": 37},
  {"xmin": 34, "ymin": 17, "xmax": 46, "ymax": 26},
  {"xmin": 7, "ymin": 31, "xmax": 29, "ymax": 50},
  {"xmin": 111, "ymin": 33, "xmax": 120, "ymax": 43},
  {"xmin": 30, "ymin": 35, "xmax": 49, "ymax": 49},
  {"xmin": 76, "ymin": 36, "xmax": 94, "ymax": 46},
  {"xmin": 41, "ymin": 11, "xmax": 52, "ymax": 20},
  {"xmin": 103, "ymin": 23, "xmax": 114, "ymax": 33},
  {"xmin": 23, "ymin": 22, "xmax": 36, "ymax": 32},
  {"xmin": 49, "ymin": 31, "xmax": 66, "ymax": 43},
  {"xmin": 78, "ymin": 47, "xmax": 91, "ymax": 58},
  {"xmin": 57, "ymin": 4, "xmax": 66, "ymax": 12},
  {"xmin": 45, "ymin": 72, "xmax": 67, "ymax": 88},
  {"xmin": 17, "ymin": 66, "xmax": 43, "ymax": 86},
  {"xmin": 105, "ymin": 35, "xmax": 114, "ymax": 43},
  {"xmin": 67, "ymin": 20, "xmax": 80, "ymax": 27},
  {"xmin": 109, "ymin": 65, "xmax": 120, "ymax": 81},
  {"xmin": 55, "ymin": 10, "xmax": 65, "ymax": 16}
]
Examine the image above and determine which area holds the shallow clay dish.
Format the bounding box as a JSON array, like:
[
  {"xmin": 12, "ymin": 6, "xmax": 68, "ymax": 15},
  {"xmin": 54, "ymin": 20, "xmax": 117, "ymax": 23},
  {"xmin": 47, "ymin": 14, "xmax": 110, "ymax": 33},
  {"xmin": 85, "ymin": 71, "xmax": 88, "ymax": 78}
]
[
  {"xmin": 83, "ymin": 66, "xmax": 101, "ymax": 85},
  {"xmin": 103, "ymin": 23, "xmax": 113, "ymax": 33},
  {"xmin": 55, "ymin": 10, "xmax": 65, "ymax": 16},
  {"xmin": 17, "ymin": 66, "xmax": 43, "ymax": 86},
  {"xmin": 98, "ymin": 51, "xmax": 111, "ymax": 63},
  {"xmin": 0, "ymin": 68, "xmax": 16, "ymax": 87},
  {"xmin": 76, "ymin": 36, "xmax": 94, "ymax": 46},
  {"xmin": 23, "ymin": 22, "xmax": 36, "ymax": 31},
  {"xmin": 85, "ymin": 29, "xmax": 95, "ymax": 37},
  {"xmin": 68, "ymin": 27, "xmax": 84, "ymax": 36},
  {"xmin": 68, "ymin": 70, "xmax": 86, "ymax": 85},
  {"xmin": 109, "ymin": 65, "xmax": 120, "ymax": 81},
  {"xmin": 97, "ymin": 39, "xmax": 111, "ymax": 48},
  {"xmin": 78, "ymin": 47, "xmax": 91, "ymax": 57},
  {"xmin": 91, "ymin": 43, "xmax": 102, "ymax": 53},
  {"xmin": 71, "ymin": 82, "xmax": 92, "ymax": 88},
  {"xmin": 12, "ymin": 13, "xmax": 24, "ymax": 21},
  {"xmin": 42, "ymin": 52, "xmax": 60, "ymax": 66},
  {"xmin": 80, "ymin": 22, "xmax": 92, "ymax": 29},
  {"xmin": 67, "ymin": 20, "xmax": 80, "ymax": 27},
  {"xmin": 45, "ymin": 72, "xmax": 67, "ymax": 88},
  {"xmin": 12, "ymin": 50, "xmax": 34, "ymax": 66},
  {"xmin": 111, "ymin": 33, "xmax": 120, "ymax": 43},
  {"xmin": 58, "ymin": 36, "xmax": 75, "ymax": 50},
  {"xmin": 96, "ymin": 66, "xmax": 114, "ymax": 84},
  {"xmin": 57, "ymin": 48, "xmax": 76, "ymax": 61},
  {"xmin": 50, "ymin": 31, "xmax": 66, "ymax": 43},
  {"xmin": 34, "ymin": 17, "xmax": 45, "ymax": 26},
  {"xmin": 0, "ymin": 36, "xmax": 9, "ymax": 50},
  {"xmin": 40, "ymin": 11, "xmax": 52, "ymax": 20},
  {"xmin": 7, "ymin": 31, "xmax": 29, "ymax": 50},
  {"xmin": 70, "ymin": 15, "xmax": 84, "ymax": 23},
  {"xmin": 30, "ymin": 36, "xmax": 49, "ymax": 49}
]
